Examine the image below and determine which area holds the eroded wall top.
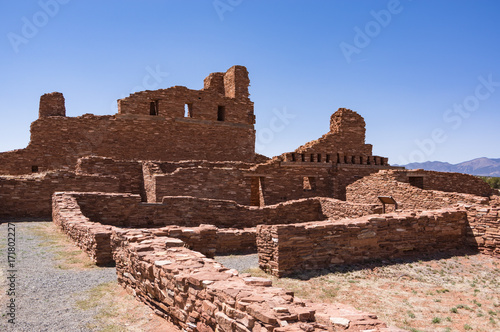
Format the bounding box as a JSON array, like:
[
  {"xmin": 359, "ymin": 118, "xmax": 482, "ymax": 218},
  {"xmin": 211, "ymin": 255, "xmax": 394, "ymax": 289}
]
[
  {"xmin": 294, "ymin": 108, "xmax": 373, "ymax": 156},
  {"xmin": 117, "ymin": 65, "xmax": 254, "ymax": 125}
]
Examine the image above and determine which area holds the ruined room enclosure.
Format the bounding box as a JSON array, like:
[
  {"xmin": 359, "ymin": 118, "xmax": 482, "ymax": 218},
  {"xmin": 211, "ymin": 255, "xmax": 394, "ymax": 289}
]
[
  {"xmin": 1, "ymin": 65, "xmax": 499, "ymax": 331},
  {"xmin": 50, "ymin": 176, "xmax": 499, "ymax": 332}
]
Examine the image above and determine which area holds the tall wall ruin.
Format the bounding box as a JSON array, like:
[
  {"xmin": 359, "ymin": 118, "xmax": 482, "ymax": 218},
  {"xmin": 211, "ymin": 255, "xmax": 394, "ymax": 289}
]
[
  {"xmin": 0, "ymin": 66, "xmax": 256, "ymax": 175},
  {"xmin": 2, "ymin": 64, "xmax": 498, "ymax": 332}
]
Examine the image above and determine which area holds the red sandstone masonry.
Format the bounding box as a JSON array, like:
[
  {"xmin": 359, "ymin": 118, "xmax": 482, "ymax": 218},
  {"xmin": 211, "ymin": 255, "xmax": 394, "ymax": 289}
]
[
  {"xmin": 72, "ymin": 192, "xmax": 379, "ymax": 229},
  {"xmin": 0, "ymin": 171, "xmax": 120, "ymax": 218},
  {"xmin": 52, "ymin": 192, "xmax": 114, "ymax": 265},
  {"xmin": 465, "ymin": 196, "xmax": 500, "ymax": 257},
  {"xmin": 52, "ymin": 192, "xmax": 219, "ymax": 263},
  {"xmin": 0, "ymin": 66, "xmax": 256, "ymax": 175},
  {"xmin": 111, "ymin": 228, "xmax": 402, "ymax": 332},
  {"xmin": 346, "ymin": 170, "xmax": 489, "ymax": 211},
  {"xmin": 51, "ymin": 192, "xmax": 382, "ymax": 263},
  {"xmin": 76, "ymin": 156, "xmax": 145, "ymax": 197},
  {"xmin": 257, "ymin": 209, "xmax": 468, "ymax": 277},
  {"xmin": 294, "ymin": 108, "xmax": 373, "ymax": 157}
]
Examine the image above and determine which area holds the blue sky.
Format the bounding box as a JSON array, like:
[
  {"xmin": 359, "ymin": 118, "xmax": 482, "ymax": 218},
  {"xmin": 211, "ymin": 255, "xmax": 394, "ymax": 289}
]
[{"xmin": 1, "ymin": 0, "xmax": 499, "ymax": 165}]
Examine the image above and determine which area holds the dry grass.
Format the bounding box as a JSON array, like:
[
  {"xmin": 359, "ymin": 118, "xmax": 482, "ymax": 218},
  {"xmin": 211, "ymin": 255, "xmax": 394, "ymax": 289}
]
[
  {"xmin": 75, "ymin": 281, "xmax": 180, "ymax": 332},
  {"xmin": 246, "ymin": 253, "xmax": 500, "ymax": 332},
  {"xmin": 29, "ymin": 221, "xmax": 98, "ymax": 270},
  {"xmin": 27, "ymin": 221, "xmax": 181, "ymax": 331}
]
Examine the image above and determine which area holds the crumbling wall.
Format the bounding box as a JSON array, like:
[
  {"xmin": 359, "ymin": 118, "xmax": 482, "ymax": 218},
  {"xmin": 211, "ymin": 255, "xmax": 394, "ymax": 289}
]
[
  {"xmin": 257, "ymin": 209, "xmax": 468, "ymax": 277},
  {"xmin": 118, "ymin": 66, "xmax": 254, "ymax": 125},
  {"xmin": 76, "ymin": 156, "xmax": 145, "ymax": 197},
  {"xmin": 52, "ymin": 192, "xmax": 114, "ymax": 265},
  {"xmin": 52, "ymin": 192, "xmax": 220, "ymax": 264},
  {"xmin": 318, "ymin": 197, "xmax": 380, "ymax": 219},
  {"xmin": 403, "ymin": 169, "xmax": 492, "ymax": 197},
  {"xmin": 0, "ymin": 113, "xmax": 256, "ymax": 175},
  {"xmin": 0, "ymin": 171, "xmax": 120, "ymax": 218},
  {"xmin": 0, "ymin": 66, "xmax": 256, "ymax": 175},
  {"xmin": 70, "ymin": 191, "xmax": 381, "ymax": 229},
  {"xmin": 39, "ymin": 92, "xmax": 66, "ymax": 117},
  {"xmin": 153, "ymin": 166, "xmax": 252, "ymax": 205},
  {"xmin": 215, "ymin": 228, "xmax": 257, "ymax": 254},
  {"xmin": 73, "ymin": 193, "xmax": 325, "ymax": 229},
  {"xmin": 465, "ymin": 197, "xmax": 500, "ymax": 257},
  {"xmin": 294, "ymin": 108, "xmax": 373, "ymax": 156},
  {"xmin": 249, "ymin": 160, "xmax": 334, "ymax": 205},
  {"xmin": 111, "ymin": 229, "xmax": 396, "ymax": 332},
  {"xmin": 346, "ymin": 170, "xmax": 489, "ymax": 210}
]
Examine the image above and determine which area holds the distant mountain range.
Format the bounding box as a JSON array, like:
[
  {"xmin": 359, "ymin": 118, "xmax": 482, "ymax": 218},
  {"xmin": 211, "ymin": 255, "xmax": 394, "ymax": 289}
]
[{"xmin": 397, "ymin": 157, "xmax": 500, "ymax": 177}]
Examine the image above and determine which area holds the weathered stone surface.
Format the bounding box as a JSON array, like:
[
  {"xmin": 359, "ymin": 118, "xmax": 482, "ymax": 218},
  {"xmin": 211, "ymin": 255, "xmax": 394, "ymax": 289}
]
[
  {"xmin": 257, "ymin": 209, "xmax": 469, "ymax": 277},
  {"xmin": 106, "ymin": 224, "xmax": 398, "ymax": 331}
]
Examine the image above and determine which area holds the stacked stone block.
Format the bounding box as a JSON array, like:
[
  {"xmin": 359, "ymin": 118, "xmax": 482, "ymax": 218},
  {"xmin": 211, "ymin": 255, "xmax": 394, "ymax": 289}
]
[
  {"xmin": 111, "ymin": 228, "xmax": 401, "ymax": 332},
  {"xmin": 257, "ymin": 209, "xmax": 468, "ymax": 277}
]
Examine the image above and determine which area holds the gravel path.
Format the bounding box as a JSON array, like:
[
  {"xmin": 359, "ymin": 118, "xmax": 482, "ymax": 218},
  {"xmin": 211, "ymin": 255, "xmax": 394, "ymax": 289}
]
[
  {"xmin": 215, "ymin": 253, "xmax": 259, "ymax": 273},
  {"xmin": 0, "ymin": 221, "xmax": 117, "ymax": 332}
]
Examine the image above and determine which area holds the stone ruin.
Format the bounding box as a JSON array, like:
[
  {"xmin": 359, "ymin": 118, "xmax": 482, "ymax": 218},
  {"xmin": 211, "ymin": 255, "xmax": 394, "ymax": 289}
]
[{"xmin": 1, "ymin": 65, "xmax": 499, "ymax": 332}]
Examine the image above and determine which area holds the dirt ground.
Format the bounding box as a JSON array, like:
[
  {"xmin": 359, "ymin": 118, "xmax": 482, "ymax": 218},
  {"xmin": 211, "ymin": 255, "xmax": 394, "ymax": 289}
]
[
  {"xmin": 5, "ymin": 221, "xmax": 498, "ymax": 332},
  {"xmin": 246, "ymin": 251, "xmax": 500, "ymax": 332}
]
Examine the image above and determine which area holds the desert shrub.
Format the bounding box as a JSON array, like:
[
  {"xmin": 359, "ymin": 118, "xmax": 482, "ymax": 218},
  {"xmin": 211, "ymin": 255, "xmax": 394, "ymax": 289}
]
[{"xmin": 481, "ymin": 177, "xmax": 500, "ymax": 189}]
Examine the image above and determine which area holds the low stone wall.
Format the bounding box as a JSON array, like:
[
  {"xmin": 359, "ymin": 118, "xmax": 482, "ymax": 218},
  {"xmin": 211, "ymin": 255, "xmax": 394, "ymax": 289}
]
[
  {"xmin": 346, "ymin": 170, "xmax": 489, "ymax": 211},
  {"xmin": 0, "ymin": 171, "xmax": 120, "ymax": 218},
  {"xmin": 403, "ymin": 169, "xmax": 493, "ymax": 197},
  {"xmin": 73, "ymin": 192, "xmax": 379, "ymax": 229},
  {"xmin": 216, "ymin": 228, "xmax": 256, "ymax": 254},
  {"xmin": 76, "ymin": 156, "xmax": 145, "ymax": 197},
  {"xmin": 52, "ymin": 192, "xmax": 260, "ymax": 263},
  {"xmin": 465, "ymin": 197, "xmax": 500, "ymax": 257},
  {"xmin": 318, "ymin": 197, "xmax": 380, "ymax": 219},
  {"xmin": 257, "ymin": 209, "xmax": 468, "ymax": 277},
  {"xmin": 111, "ymin": 228, "xmax": 401, "ymax": 332},
  {"xmin": 52, "ymin": 192, "xmax": 114, "ymax": 265},
  {"xmin": 73, "ymin": 193, "xmax": 325, "ymax": 228}
]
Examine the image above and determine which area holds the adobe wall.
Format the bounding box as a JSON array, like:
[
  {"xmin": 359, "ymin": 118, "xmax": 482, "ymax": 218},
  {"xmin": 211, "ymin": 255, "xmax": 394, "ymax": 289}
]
[
  {"xmin": 257, "ymin": 209, "xmax": 468, "ymax": 277},
  {"xmin": 215, "ymin": 228, "xmax": 257, "ymax": 254},
  {"xmin": 118, "ymin": 66, "xmax": 254, "ymax": 125},
  {"xmin": 111, "ymin": 229, "xmax": 399, "ymax": 332},
  {"xmin": 248, "ymin": 159, "xmax": 393, "ymax": 205},
  {"xmin": 0, "ymin": 171, "xmax": 120, "ymax": 218},
  {"xmin": 346, "ymin": 170, "xmax": 490, "ymax": 210}
]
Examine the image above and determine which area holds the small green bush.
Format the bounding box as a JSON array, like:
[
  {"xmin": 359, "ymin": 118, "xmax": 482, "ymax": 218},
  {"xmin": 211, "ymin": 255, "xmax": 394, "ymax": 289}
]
[{"xmin": 480, "ymin": 176, "xmax": 500, "ymax": 189}]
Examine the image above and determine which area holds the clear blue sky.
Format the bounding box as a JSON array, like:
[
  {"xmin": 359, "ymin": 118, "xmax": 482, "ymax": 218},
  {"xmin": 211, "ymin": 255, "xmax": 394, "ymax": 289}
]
[{"xmin": 1, "ymin": 0, "xmax": 499, "ymax": 165}]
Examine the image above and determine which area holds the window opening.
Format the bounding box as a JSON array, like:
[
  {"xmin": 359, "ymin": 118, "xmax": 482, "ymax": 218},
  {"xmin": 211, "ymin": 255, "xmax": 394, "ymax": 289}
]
[
  {"xmin": 217, "ymin": 106, "xmax": 225, "ymax": 121},
  {"xmin": 185, "ymin": 103, "xmax": 193, "ymax": 118},
  {"xmin": 409, "ymin": 176, "xmax": 424, "ymax": 189},
  {"xmin": 303, "ymin": 177, "xmax": 317, "ymax": 191},
  {"xmin": 150, "ymin": 101, "xmax": 158, "ymax": 116}
]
